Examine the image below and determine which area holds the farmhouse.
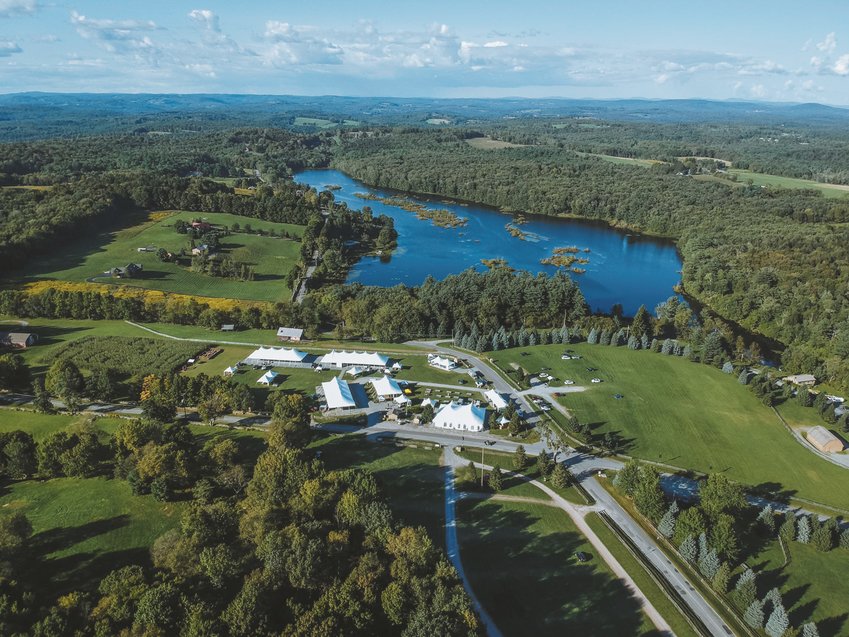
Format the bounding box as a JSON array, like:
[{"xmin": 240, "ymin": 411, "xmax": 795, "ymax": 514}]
[
  {"xmin": 277, "ymin": 327, "xmax": 304, "ymax": 342},
  {"xmin": 0, "ymin": 332, "xmax": 38, "ymax": 349},
  {"xmin": 257, "ymin": 370, "xmax": 279, "ymax": 385},
  {"xmin": 191, "ymin": 221, "xmax": 211, "ymax": 231},
  {"xmin": 783, "ymin": 374, "xmax": 817, "ymax": 386},
  {"xmin": 111, "ymin": 263, "xmax": 143, "ymax": 279},
  {"xmin": 370, "ymin": 375, "xmax": 403, "ymax": 400},
  {"xmin": 322, "ymin": 377, "xmax": 356, "ymax": 410},
  {"xmin": 243, "ymin": 346, "xmax": 310, "ymax": 368},
  {"xmin": 484, "ymin": 389, "xmax": 509, "ymax": 410},
  {"xmin": 320, "ymin": 350, "xmax": 389, "ymax": 370},
  {"xmin": 429, "ymin": 355, "xmax": 457, "ymax": 371},
  {"xmin": 433, "ymin": 402, "xmax": 486, "ymax": 432},
  {"xmin": 807, "ymin": 426, "xmax": 844, "ymax": 453}
]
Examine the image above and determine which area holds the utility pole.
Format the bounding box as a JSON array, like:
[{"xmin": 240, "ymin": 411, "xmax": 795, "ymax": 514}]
[{"xmin": 480, "ymin": 446, "xmax": 485, "ymax": 488}]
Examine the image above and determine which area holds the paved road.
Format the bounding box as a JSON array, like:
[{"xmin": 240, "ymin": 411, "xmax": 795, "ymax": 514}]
[
  {"xmin": 444, "ymin": 447, "xmax": 673, "ymax": 636},
  {"xmin": 442, "ymin": 448, "xmax": 504, "ymax": 637}
]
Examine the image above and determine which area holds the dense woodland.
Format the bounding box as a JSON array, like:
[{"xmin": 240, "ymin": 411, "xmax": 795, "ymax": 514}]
[{"xmin": 333, "ymin": 129, "xmax": 849, "ymax": 388}]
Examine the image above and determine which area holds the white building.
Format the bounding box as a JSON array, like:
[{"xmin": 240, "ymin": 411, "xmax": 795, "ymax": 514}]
[
  {"xmin": 223, "ymin": 366, "xmax": 237, "ymax": 377},
  {"xmin": 429, "ymin": 355, "xmax": 457, "ymax": 371},
  {"xmin": 783, "ymin": 374, "xmax": 817, "ymax": 386},
  {"xmin": 320, "ymin": 350, "xmax": 390, "ymax": 370},
  {"xmin": 276, "ymin": 327, "xmax": 304, "ymax": 342},
  {"xmin": 322, "ymin": 377, "xmax": 356, "ymax": 410},
  {"xmin": 433, "ymin": 402, "xmax": 486, "ymax": 432},
  {"xmin": 484, "ymin": 389, "xmax": 509, "ymax": 410},
  {"xmin": 257, "ymin": 370, "xmax": 279, "ymax": 385},
  {"xmin": 370, "ymin": 375, "xmax": 403, "ymax": 400},
  {"xmin": 243, "ymin": 346, "xmax": 310, "ymax": 368}
]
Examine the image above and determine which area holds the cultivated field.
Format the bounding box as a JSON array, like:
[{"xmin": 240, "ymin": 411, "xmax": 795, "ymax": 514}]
[
  {"xmin": 726, "ymin": 169, "xmax": 849, "ymax": 198},
  {"xmin": 9, "ymin": 211, "xmax": 305, "ymax": 302},
  {"xmin": 464, "ymin": 136, "xmax": 528, "ymax": 150},
  {"xmin": 490, "ymin": 344, "xmax": 849, "ymax": 511}
]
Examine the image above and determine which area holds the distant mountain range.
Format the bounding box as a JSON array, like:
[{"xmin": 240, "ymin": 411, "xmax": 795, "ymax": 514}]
[{"xmin": 1, "ymin": 92, "xmax": 848, "ymax": 140}]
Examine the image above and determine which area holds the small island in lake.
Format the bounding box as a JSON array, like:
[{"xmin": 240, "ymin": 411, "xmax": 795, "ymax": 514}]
[
  {"xmin": 541, "ymin": 246, "xmax": 591, "ymax": 272},
  {"xmin": 355, "ymin": 192, "xmax": 468, "ymax": 228}
]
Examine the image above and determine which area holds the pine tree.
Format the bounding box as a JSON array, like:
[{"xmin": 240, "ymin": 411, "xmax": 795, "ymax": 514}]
[
  {"xmin": 801, "ymin": 622, "xmax": 820, "ymax": 637},
  {"xmin": 679, "ymin": 535, "xmax": 697, "ymax": 563},
  {"xmin": 757, "ymin": 504, "xmax": 776, "ymax": 535},
  {"xmin": 513, "ymin": 445, "xmax": 527, "ymax": 471},
  {"xmin": 631, "ymin": 305, "xmax": 651, "ymax": 338},
  {"xmin": 661, "ymin": 338, "xmax": 674, "ymax": 355},
  {"xmin": 488, "ymin": 465, "xmax": 503, "ymax": 492},
  {"xmin": 811, "ymin": 524, "xmax": 834, "ymax": 552},
  {"xmin": 613, "ymin": 458, "xmax": 641, "ymax": 496},
  {"xmin": 528, "ymin": 331, "xmax": 538, "ymax": 347},
  {"xmin": 658, "ymin": 501, "xmax": 679, "ymax": 539},
  {"xmin": 560, "ymin": 326, "xmax": 570, "ymax": 344},
  {"xmin": 763, "ymin": 587, "xmax": 782, "ymax": 609},
  {"xmin": 551, "ymin": 463, "xmax": 571, "ymax": 489},
  {"xmin": 712, "ymin": 561, "xmax": 732, "ymax": 593},
  {"xmin": 779, "ymin": 515, "xmax": 796, "ymax": 543},
  {"xmin": 599, "ymin": 329, "xmax": 612, "ymax": 345},
  {"xmin": 491, "ymin": 333, "xmax": 501, "ymax": 351},
  {"xmin": 650, "ymin": 338, "xmax": 660, "ymax": 352},
  {"xmin": 765, "ymin": 603, "xmax": 790, "ymax": 637},
  {"xmin": 744, "ymin": 600, "xmax": 765, "ymax": 629},
  {"xmin": 627, "ymin": 335, "xmax": 639, "ymax": 350},
  {"xmin": 797, "ymin": 516, "xmax": 811, "ymax": 544},
  {"xmin": 698, "ymin": 532, "xmax": 709, "ymax": 561},
  {"xmin": 734, "ymin": 569, "xmax": 757, "ymax": 610},
  {"xmin": 587, "ymin": 327, "xmax": 598, "ymax": 344},
  {"xmin": 738, "ymin": 369, "xmax": 751, "ymax": 385},
  {"xmin": 537, "ymin": 451, "xmax": 553, "ymax": 478},
  {"xmin": 640, "ymin": 334, "xmax": 650, "ymax": 350},
  {"xmin": 699, "ymin": 548, "xmax": 720, "ymax": 580},
  {"xmin": 840, "ymin": 528, "xmax": 849, "ymax": 549}
]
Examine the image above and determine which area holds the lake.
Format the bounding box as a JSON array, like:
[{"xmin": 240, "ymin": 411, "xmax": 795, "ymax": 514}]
[{"xmin": 294, "ymin": 169, "xmax": 682, "ymax": 315}]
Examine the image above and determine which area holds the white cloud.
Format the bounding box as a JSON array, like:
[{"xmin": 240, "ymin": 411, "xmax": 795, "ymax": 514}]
[
  {"xmin": 817, "ymin": 32, "xmax": 837, "ymax": 53},
  {"xmin": 188, "ymin": 9, "xmax": 219, "ymax": 32},
  {"xmin": 263, "ymin": 21, "xmax": 344, "ymax": 65},
  {"xmin": 483, "ymin": 40, "xmax": 508, "ymax": 48},
  {"xmin": 70, "ymin": 11, "xmax": 161, "ymax": 58},
  {"xmin": 833, "ymin": 54, "xmax": 849, "ymax": 75},
  {"xmin": 0, "ymin": 0, "xmax": 37, "ymax": 17},
  {"xmin": 0, "ymin": 40, "xmax": 21, "ymax": 56},
  {"xmin": 750, "ymin": 83, "xmax": 767, "ymax": 98}
]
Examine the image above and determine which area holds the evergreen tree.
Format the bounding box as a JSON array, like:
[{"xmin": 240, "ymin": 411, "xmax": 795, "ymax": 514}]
[
  {"xmin": 658, "ymin": 501, "xmax": 679, "ymax": 539},
  {"xmin": 757, "ymin": 504, "xmax": 776, "ymax": 535},
  {"xmin": 475, "ymin": 336, "xmax": 487, "ymax": 352},
  {"xmin": 613, "ymin": 459, "xmax": 642, "ymax": 496},
  {"xmin": 679, "ymin": 535, "xmax": 697, "ymax": 563},
  {"xmin": 32, "ymin": 377, "xmax": 52, "ymax": 413},
  {"xmin": 640, "ymin": 334, "xmax": 650, "ymax": 350},
  {"xmin": 811, "ymin": 523, "xmax": 834, "ymax": 552},
  {"xmin": 779, "ymin": 515, "xmax": 796, "ymax": 543},
  {"xmin": 627, "ymin": 335, "xmax": 639, "ymax": 350},
  {"xmin": 512, "ymin": 445, "xmax": 527, "ymax": 471},
  {"xmin": 490, "ymin": 333, "xmax": 501, "ymax": 351},
  {"xmin": 699, "ymin": 548, "xmax": 720, "ymax": 580},
  {"xmin": 631, "ymin": 305, "xmax": 651, "ymax": 338},
  {"xmin": 661, "ymin": 338, "xmax": 674, "ymax": 355},
  {"xmin": 744, "ymin": 600, "xmax": 765, "ymax": 630},
  {"xmin": 797, "ymin": 516, "xmax": 811, "ymax": 543},
  {"xmin": 734, "ymin": 568, "xmax": 757, "ymax": 610},
  {"xmin": 650, "ymin": 338, "xmax": 660, "ymax": 352},
  {"xmin": 599, "ymin": 329, "xmax": 611, "ymax": 345},
  {"xmin": 586, "ymin": 327, "xmax": 598, "ymax": 344},
  {"xmin": 765, "ymin": 603, "xmax": 790, "ymax": 637},
  {"xmin": 560, "ymin": 326, "xmax": 570, "ymax": 344},
  {"xmin": 738, "ymin": 369, "xmax": 751, "ymax": 385},
  {"xmin": 801, "ymin": 622, "xmax": 820, "ymax": 637},
  {"xmin": 551, "ymin": 463, "xmax": 571, "ymax": 490},
  {"xmin": 712, "ymin": 562, "xmax": 732, "ymax": 593},
  {"xmin": 488, "ymin": 465, "xmax": 503, "ymax": 492},
  {"xmin": 698, "ymin": 532, "xmax": 709, "ymax": 562},
  {"xmin": 537, "ymin": 451, "xmax": 553, "ymax": 478},
  {"xmin": 633, "ymin": 466, "xmax": 666, "ymax": 522},
  {"xmin": 839, "ymin": 527, "xmax": 849, "ymax": 550}
]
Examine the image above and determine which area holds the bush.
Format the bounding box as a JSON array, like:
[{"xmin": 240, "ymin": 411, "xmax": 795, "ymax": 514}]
[{"xmin": 150, "ymin": 477, "xmax": 173, "ymax": 502}]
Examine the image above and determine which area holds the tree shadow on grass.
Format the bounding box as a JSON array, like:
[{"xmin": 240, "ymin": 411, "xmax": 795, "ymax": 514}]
[
  {"xmin": 819, "ymin": 613, "xmax": 849, "ymax": 637},
  {"xmin": 457, "ymin": 500, "xmax": 649, "ymax": 637},
  {"xmin": 750, "ymin": 482, "xmax": 797, "ymax": 504}
]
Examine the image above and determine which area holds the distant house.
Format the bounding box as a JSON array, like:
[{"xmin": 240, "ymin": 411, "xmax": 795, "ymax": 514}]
[
  {"xmin": 191, "ymin": 244, "xmax": 209, "ymax": 256},
  {"xmin": 111, "ymin": 263, "xmax": 143, "ymax": 279},
  {"xmin": 433, "ymin": 402, "xmax": 486, "ymax": 432},
  {"xmin": 783, "ymin": 374, "xmax": 816, "ymax": 387},
  {"xmin": 277, "ymin": 327, "xmax": 304, "ymax": 342},
  {"xmin": 807, "ymin": 426, "xmax": 844, "ymax": 453},
  {"xmin": 0, "ymin": 332, "xmax": 38, "ymax": 349},
  {"xmin": 191, "ymin": 221, "xmax": 211, "ymax": 231},
  {"xmin": 221, "ymin": 324, "xmax": 236, "ymax": 332}
]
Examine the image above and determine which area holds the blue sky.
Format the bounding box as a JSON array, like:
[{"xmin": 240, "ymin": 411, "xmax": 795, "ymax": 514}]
[{"xmin": 1, "ymin": 0, "xmax": 848, "ymax": 103}]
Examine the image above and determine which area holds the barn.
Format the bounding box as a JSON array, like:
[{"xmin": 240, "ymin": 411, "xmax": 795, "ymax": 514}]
[{"xmin": 806, "ymin": 426, "xmax": 844, "ymax": 453}]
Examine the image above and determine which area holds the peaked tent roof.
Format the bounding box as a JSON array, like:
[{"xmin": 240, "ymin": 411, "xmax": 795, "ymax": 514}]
[
  {"xmin": 322, "ymin": 377, "xmax": 356, "ymax": 409},
  {"xmin": 257, "ymin": 370, "xmax": 279, "ymax": 384},
  {"xmin": 484, "ymin": 389, "xmax": 509, "ymax": 410},
  {"xmin": 433, "ymin": 402, "xmax": 486, "ymax": 429},
  {"xmin": 321, "ymin": 350, "xmax": 390, "ymax": 367},
  {"xmin": 370, "ymin": 375, "xmax": 403, "ymax": 397},
  {"xmin": 246, "ymin": 346, "xmax": 308, "ymax": 363}
]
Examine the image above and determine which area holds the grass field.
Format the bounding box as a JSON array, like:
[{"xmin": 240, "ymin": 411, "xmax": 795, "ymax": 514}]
[
  {"xmin": 584, "ymin": 153, "xmax": 662, "ymax": 167},
  {"xmin": 310, "ymin": 435, "xmax": 445, "ymax": 542},
  {"xmin": 489, "ymin": 344, "xmax": 849, "ymax": 511},
  {"xmin": 465, "ymin": 136, "xmax": 528, "ymax": 150},
  {"xmin": 8, "ymin": 211, "xmax": 305, "ymax": 302},
  {"xmin": 750, "ymin": 538, "xmax": 849, "ymax": 636},
  {"xmin": 457, "ymin": 498, "xmax": 660, "ymax": 636},
  {"xmin": 585, "ymin": 513, "xmax": 699, "ymax": 637},
  {"xmin": 726, "ymin": 169, "xmax": 849, "ymax": 198}
]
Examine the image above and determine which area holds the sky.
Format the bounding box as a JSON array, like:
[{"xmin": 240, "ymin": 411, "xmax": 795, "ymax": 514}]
[{"xmin": 1, "ymin": 0, "xmax": 848, "ymax": 104}]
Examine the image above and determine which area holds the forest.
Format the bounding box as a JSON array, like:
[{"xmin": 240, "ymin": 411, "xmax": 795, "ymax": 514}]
[{"xmin": 332, "ymin": 129, "xmax": 849, "ymax": 388}]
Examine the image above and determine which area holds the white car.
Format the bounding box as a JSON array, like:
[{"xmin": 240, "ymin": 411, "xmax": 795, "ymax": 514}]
[
  {"xmin": 591, "ymin": 378, "xmax": 603, "ymax": 383},
  {"xmin": 563, "ymin": 380, "xmax": 575, "ymax": 386}
]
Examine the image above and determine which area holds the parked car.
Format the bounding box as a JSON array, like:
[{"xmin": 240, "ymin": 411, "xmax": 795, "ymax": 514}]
[
  {"xmin": 575, "ymin": 551, "xmax": 589, "ymax": 563},
  {"xmin": 563, "ymin": 379, "xmax": 575, "ymax": 385},
  {"xmin": 591, "ymin": 378, "xmax": 603, "ymax": 383}
]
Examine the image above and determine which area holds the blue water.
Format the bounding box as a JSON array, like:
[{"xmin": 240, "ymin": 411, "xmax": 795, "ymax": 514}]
[{"xmin": 294, "ymin": 169, "xmax": 683, "ymax": 315}]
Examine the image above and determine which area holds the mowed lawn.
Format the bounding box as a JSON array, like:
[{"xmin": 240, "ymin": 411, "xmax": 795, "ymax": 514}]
[
  {"xmin": 10, "ymin": 210, "xmax": 305, "ymax": 302},
  {"xmin": 751, "ymin": 540, "xmax": 849, "ymax": 637},
  {"xmin": 728, "ymin": 169, "xmax": 849, "ymax": 199},
  {"xmin": 310, "ymin": 435, "xmax": 445, "ymax": 543},
  {"xmin": 490, "ymin": 344, "xmax": 849, "ymax": 511},
  {"xmin": 457, "ymin": 499, "xmax": 659, "ymax": 637}
]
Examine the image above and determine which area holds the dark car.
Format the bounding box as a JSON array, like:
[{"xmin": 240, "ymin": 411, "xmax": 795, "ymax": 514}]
[{"xmin": 575, "ymin": 551, "xmax": 589, "ymax": 563}]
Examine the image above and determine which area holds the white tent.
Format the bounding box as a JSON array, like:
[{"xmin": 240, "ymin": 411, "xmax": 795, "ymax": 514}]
[
  {"xmin": 345, "ymin": 366, "xmax": 364, "ymax": 377},
  {"xmin": 321, "ymin": 350, "xmax": 390, "ymax": 369},
  {"xmin": 322, "ymin": 377, "xmax": 356, "ymax": 409},
  {"xmin": 429, "ymin": 355, "xmax": 457, "ymax": 370},
  {"xmin": 370, "ymin": 375, "xmax": 403, "ymax": 399},
  {"xmin": 484, "ymin": 389, "xmax": 509, "ymax": 410},
  {"xmin": 497, "ymin": 415, "xmax": 510, "ymax": 427},
  {"xmin": 244, "ymin": 346, "xmax": 308, "ymax": 366},
  {"xmin": 257, "ymin": 370, "xmax": 279, "ymax": 385},
  {"xmin": 433, "ymin": 402, "xmax": 486, "ymax": 432},
  {"xmin": 394, "ymin": 394, "xmax": 411, "ymax": 404},
  {"xmin": 223, "ymin": 366, "xmax": 237, "ymax": 377},
  {"xmin": 391, "ymin": 361, "xmax": 403, "ymax": 371},
  {"xmin": 421, "ymin": 398, "xmax": 438, "ymax": 409}
]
